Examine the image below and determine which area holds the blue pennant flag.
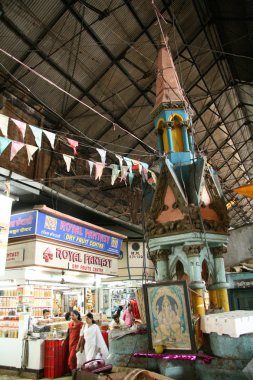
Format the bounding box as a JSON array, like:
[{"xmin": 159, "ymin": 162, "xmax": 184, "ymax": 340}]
[{"xmin": 0, "ymin": 136, "xmax": 11, "ymax": 155}]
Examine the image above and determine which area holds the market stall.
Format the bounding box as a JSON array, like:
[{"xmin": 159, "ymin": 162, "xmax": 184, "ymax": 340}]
[{"xmin": 0, "ymin": 206, "xmax": 125, "ymax": 376}]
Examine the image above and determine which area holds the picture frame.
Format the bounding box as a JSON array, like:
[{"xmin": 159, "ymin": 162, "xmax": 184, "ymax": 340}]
[{"xmin": 143, "ymin": 281, "xmax": 195, "ymax": 353}]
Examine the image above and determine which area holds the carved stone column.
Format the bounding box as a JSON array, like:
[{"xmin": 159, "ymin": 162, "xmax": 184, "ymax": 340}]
[
  {"xmin": 152, "ymin": 249, "xmax": 169, "ymax": 281},
  {"xmin": 183, "ymin": 245, "xmax": 203, "ymax": 286}
]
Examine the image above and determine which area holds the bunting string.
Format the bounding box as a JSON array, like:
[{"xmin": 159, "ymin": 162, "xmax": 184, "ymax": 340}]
[
  {"xmin": 0, "ymin": 114, "xmax": 157, "ymax": 187},
  {"xmin": 0, "ymin": 47, "xmax": 158, "ymax": 155}
]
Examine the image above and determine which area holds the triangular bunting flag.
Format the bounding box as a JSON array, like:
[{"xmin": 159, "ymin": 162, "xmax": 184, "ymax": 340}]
[
  {"xmin": 132, "ymin": 159, "xmax": 140, "ymax": 171},
  {"xmin": 88, "ymin": 161, "xmax": 94, "ymax": 176},
  {"xmin": 129, "ymin": 172, "xmax": 134, "ymax": 187},
  {"xmin": 10, "ymin": 141, "xmax": 24, "ymax": 161},
  {"xmin": 0, "ymin": 136, "xmax": 11, "ymax": 155},
  {"xmin": 26, "ymin": 144, "xmax": 38, "ymax": 165},
  {"xmin": 63, "ymin": 154, "xmax": 73, "ymax": 172},
  {"xmin": 67, "ymin": 138, "xmax": 78, "ymax": 155},
  {"xmin": 124, "ymin": 157, "xmax": 133, "ymax": 173},
  {"xmin": 141, "ymin": 162, "xmax": 149, "ymax": 181},
  {"xmin": 43, "ymin": 130, "xmax": 56, "ymax": 149},
  {"xmin": 120, "ymin": 166, "xmax": 128, "ymax": 183},
  {"xmin": 29, "ymin": 125, "xmax": 42, "ymax": 148},
  {"xmin": 0, "ymin": 115, "xmax": 9, "ymax": 137},
  {"xmin": 95, "ymin": 162, "xmax": 105, "ymax": 180},
  {"xmin": 150, "ymin": 171, "xmax": 157, "ymax": 184},
  {"xmin": 110, "ymin": 164, "xmax": 120, "ymax": 186},
  {"xmin": 115, "ymin": 154, "xmax": 123, "ymax": 168},
  {"xmin": 96, "ymin": 148, "xmax": 106, "ymax": 164},
  {"xmin": 11, "ymin": 118, "xmax": 26, "ymax": 140}
]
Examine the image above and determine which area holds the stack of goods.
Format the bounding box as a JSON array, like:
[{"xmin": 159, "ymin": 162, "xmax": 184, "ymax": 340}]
[{"xmin": 86, "ymin": 288, "xmax": 94, "ymax": 310}]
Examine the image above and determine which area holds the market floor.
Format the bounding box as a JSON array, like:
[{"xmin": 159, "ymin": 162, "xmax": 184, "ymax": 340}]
[{"xmin": 0, "ymin": 377, "xmax": 72, "ymax": 380}]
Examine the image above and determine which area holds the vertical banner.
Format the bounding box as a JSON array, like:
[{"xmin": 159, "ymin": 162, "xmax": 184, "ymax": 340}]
[{"xmin": 0, "ymin": 194, "xmax": 13, "ymax": 275}]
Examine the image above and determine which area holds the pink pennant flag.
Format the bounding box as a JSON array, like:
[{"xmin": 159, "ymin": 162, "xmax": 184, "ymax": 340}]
[
  {"xmin": 11, "ymin": 118, "xmax": 26, "ymax": 140},
  {"xmin": 96, "ymin": 148, "xmax": 106, "ymax": 164},
  {"xmin": 0, "ymin": 114, "xmax": 9, "ymax": 137},
  {"xmin": 10, "ymin": 141, "xmax": 24, "ymax": 161},
  {"xmin": 67, "ymin": 138, "xmax": 78, "ymax": 155},
  {"xmin": 63, "ymin": 154, "xmax": 73, "ymax": 172},
  {"xmin": 26, "ymin": 144, "xmax": 38, "ymax": 165},
  {"xmin": 43, "ymin": 130, "xmax": 56, "ymax": 149},
  {"xmin": 95, "ymin": 162, "xmax": 105, "ymax": 180}
]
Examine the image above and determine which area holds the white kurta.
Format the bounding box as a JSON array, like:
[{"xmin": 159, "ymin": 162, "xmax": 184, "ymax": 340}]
[{"xmin": 77, "ymin": 323, "xmax": 109, "ymax": 367}]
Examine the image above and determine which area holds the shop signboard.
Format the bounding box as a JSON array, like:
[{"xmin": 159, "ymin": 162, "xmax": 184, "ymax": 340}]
[
  {"xmin": 0, "ymin": 194, "xmax": 13, "ymax": 275},
  {"xmin": 9, "ymin": 211, "xmax": 37, "ymax": 238},
  {"xmin": 9, "ymin": 211, "xmax": 123, "ymax": 255},
  {"xmin": 35, "ymin": 241, "xmax": 118, "ymax": 276},
  {"xmin": 6, "ymin": 248, "xmax": 24, "ymax": 263},
  {"xmin": 36, "ymin": 212, "xmax": 122, "ymax": 255}
]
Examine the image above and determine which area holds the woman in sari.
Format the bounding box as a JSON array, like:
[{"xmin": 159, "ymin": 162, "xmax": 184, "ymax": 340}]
[
  {"xmin": 66, "ymin": 310, "xmax": 83, "ymax": 371},
  {"xmin": 76, "ymin": 312, "xmax": 108, "ymax": 367}
]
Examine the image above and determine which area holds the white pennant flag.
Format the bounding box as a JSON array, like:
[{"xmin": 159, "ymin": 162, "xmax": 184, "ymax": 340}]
[
  {"xmin": 96, "ymin": 148, "xmax": 106, "ymax": 164},
  {"xmin": 43, "ymin": 130, "xmax": 56, "ymax": 149},
  {"xmin": 115, "ymin": 154, "xmax": 123, "ymax": 168},
  {"xmin": 141, "ymin": 162, "xmax": 149, "ymax": 181},
  {"xmin": 0, "ymin": 115, "xmax": 9, "ymax": 137},
  {"xmin": 88, "ymin": 161, "xmax": 94, "ymax": 176},
  {"xmin": 120, "ymin": 165, "xmax": 128, "ymax": 182},
  {"xmin": 26, "ymin": 144, "xmax": 38, "ymax": 165},
  {"xmin": 63, "ymin": 154, "xmax": 73, "ymax": 172}
]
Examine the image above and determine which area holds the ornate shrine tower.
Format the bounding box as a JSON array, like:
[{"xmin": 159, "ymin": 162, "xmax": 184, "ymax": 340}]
[{"xmin": 145, "ymin": 38, "xmax": 230, "ymax": 315}]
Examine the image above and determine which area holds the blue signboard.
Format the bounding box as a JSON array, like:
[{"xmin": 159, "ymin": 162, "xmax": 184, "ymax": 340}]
[
  {"xmin": 9, "ymin": 211, "xmax": 37, "ymax": 238},
  {"xmin": 9, "ymin": 210, "xmax": 122, "ymax": 255},
  {"xmin": 36, "ymin": 212, "xmax": 122, "ymax": 255}
]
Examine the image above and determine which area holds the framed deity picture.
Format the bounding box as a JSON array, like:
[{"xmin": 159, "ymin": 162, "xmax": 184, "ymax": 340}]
[{"xmin": 143, "ymin": 281, "xmax": 195, "ymax": 353}]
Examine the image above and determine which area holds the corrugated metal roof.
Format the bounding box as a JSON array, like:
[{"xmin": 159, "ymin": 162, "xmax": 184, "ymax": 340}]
[{"xmin": 0, "ymin": 0, "xmax": 253, "ymax": 227}]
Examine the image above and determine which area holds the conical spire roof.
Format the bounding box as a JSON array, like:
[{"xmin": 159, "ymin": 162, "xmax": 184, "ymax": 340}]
[{"xmin": 153, "ymin": 37, "xmax": 185, "ymax": 112}]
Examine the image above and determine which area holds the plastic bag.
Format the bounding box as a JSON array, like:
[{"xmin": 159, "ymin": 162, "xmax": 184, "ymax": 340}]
[
  {"xmin": 95, "ymin": 351, "xmax": 102, "ymax": 359},
  {"xmin": 76, "ymin": 350, "xmax": 86, "ymax": 369}
]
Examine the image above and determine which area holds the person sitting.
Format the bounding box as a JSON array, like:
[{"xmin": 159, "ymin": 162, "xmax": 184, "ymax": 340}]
[
  {"xmin": 110, "ymin": 314, "xmax": 126, "ymax": 330},
  {"xmin": 30, "ymin": 309, "xmax": 52, "ymax": 333},
  {"xmin": 113, "ymin": 305, "xmax": 123, "ymax": 318}
]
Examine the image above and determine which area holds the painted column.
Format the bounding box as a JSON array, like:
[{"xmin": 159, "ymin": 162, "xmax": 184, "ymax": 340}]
[
  {"xmin": 153, "ymin": 249, "xmax": 169, "ymax": 281},
  {"xmin": 166, "ymin": 125, "xmax": 174, "ymax": 152},
  {"xmin": 184, "ymin": 245, "xmax": 205, "ymax": 316},
  {"xmin": 188, "ymin": 132, "xmax": 194, "ymax": 154},
  {"xmin": 156, "ymin": 131, "xmax": 164, "ymax": 155},
  {"xmin": 209, "ymin": 246, "xmax": 230, "ymax": 311},
  {"xmin": 182, "ymin": 125, "xmax": 190, "ymax": 151}
]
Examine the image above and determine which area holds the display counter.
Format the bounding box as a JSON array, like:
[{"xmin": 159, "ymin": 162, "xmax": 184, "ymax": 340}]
[{"xmin": 0, "ymin": 314, "xmax": 29, "ymax": 369}]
